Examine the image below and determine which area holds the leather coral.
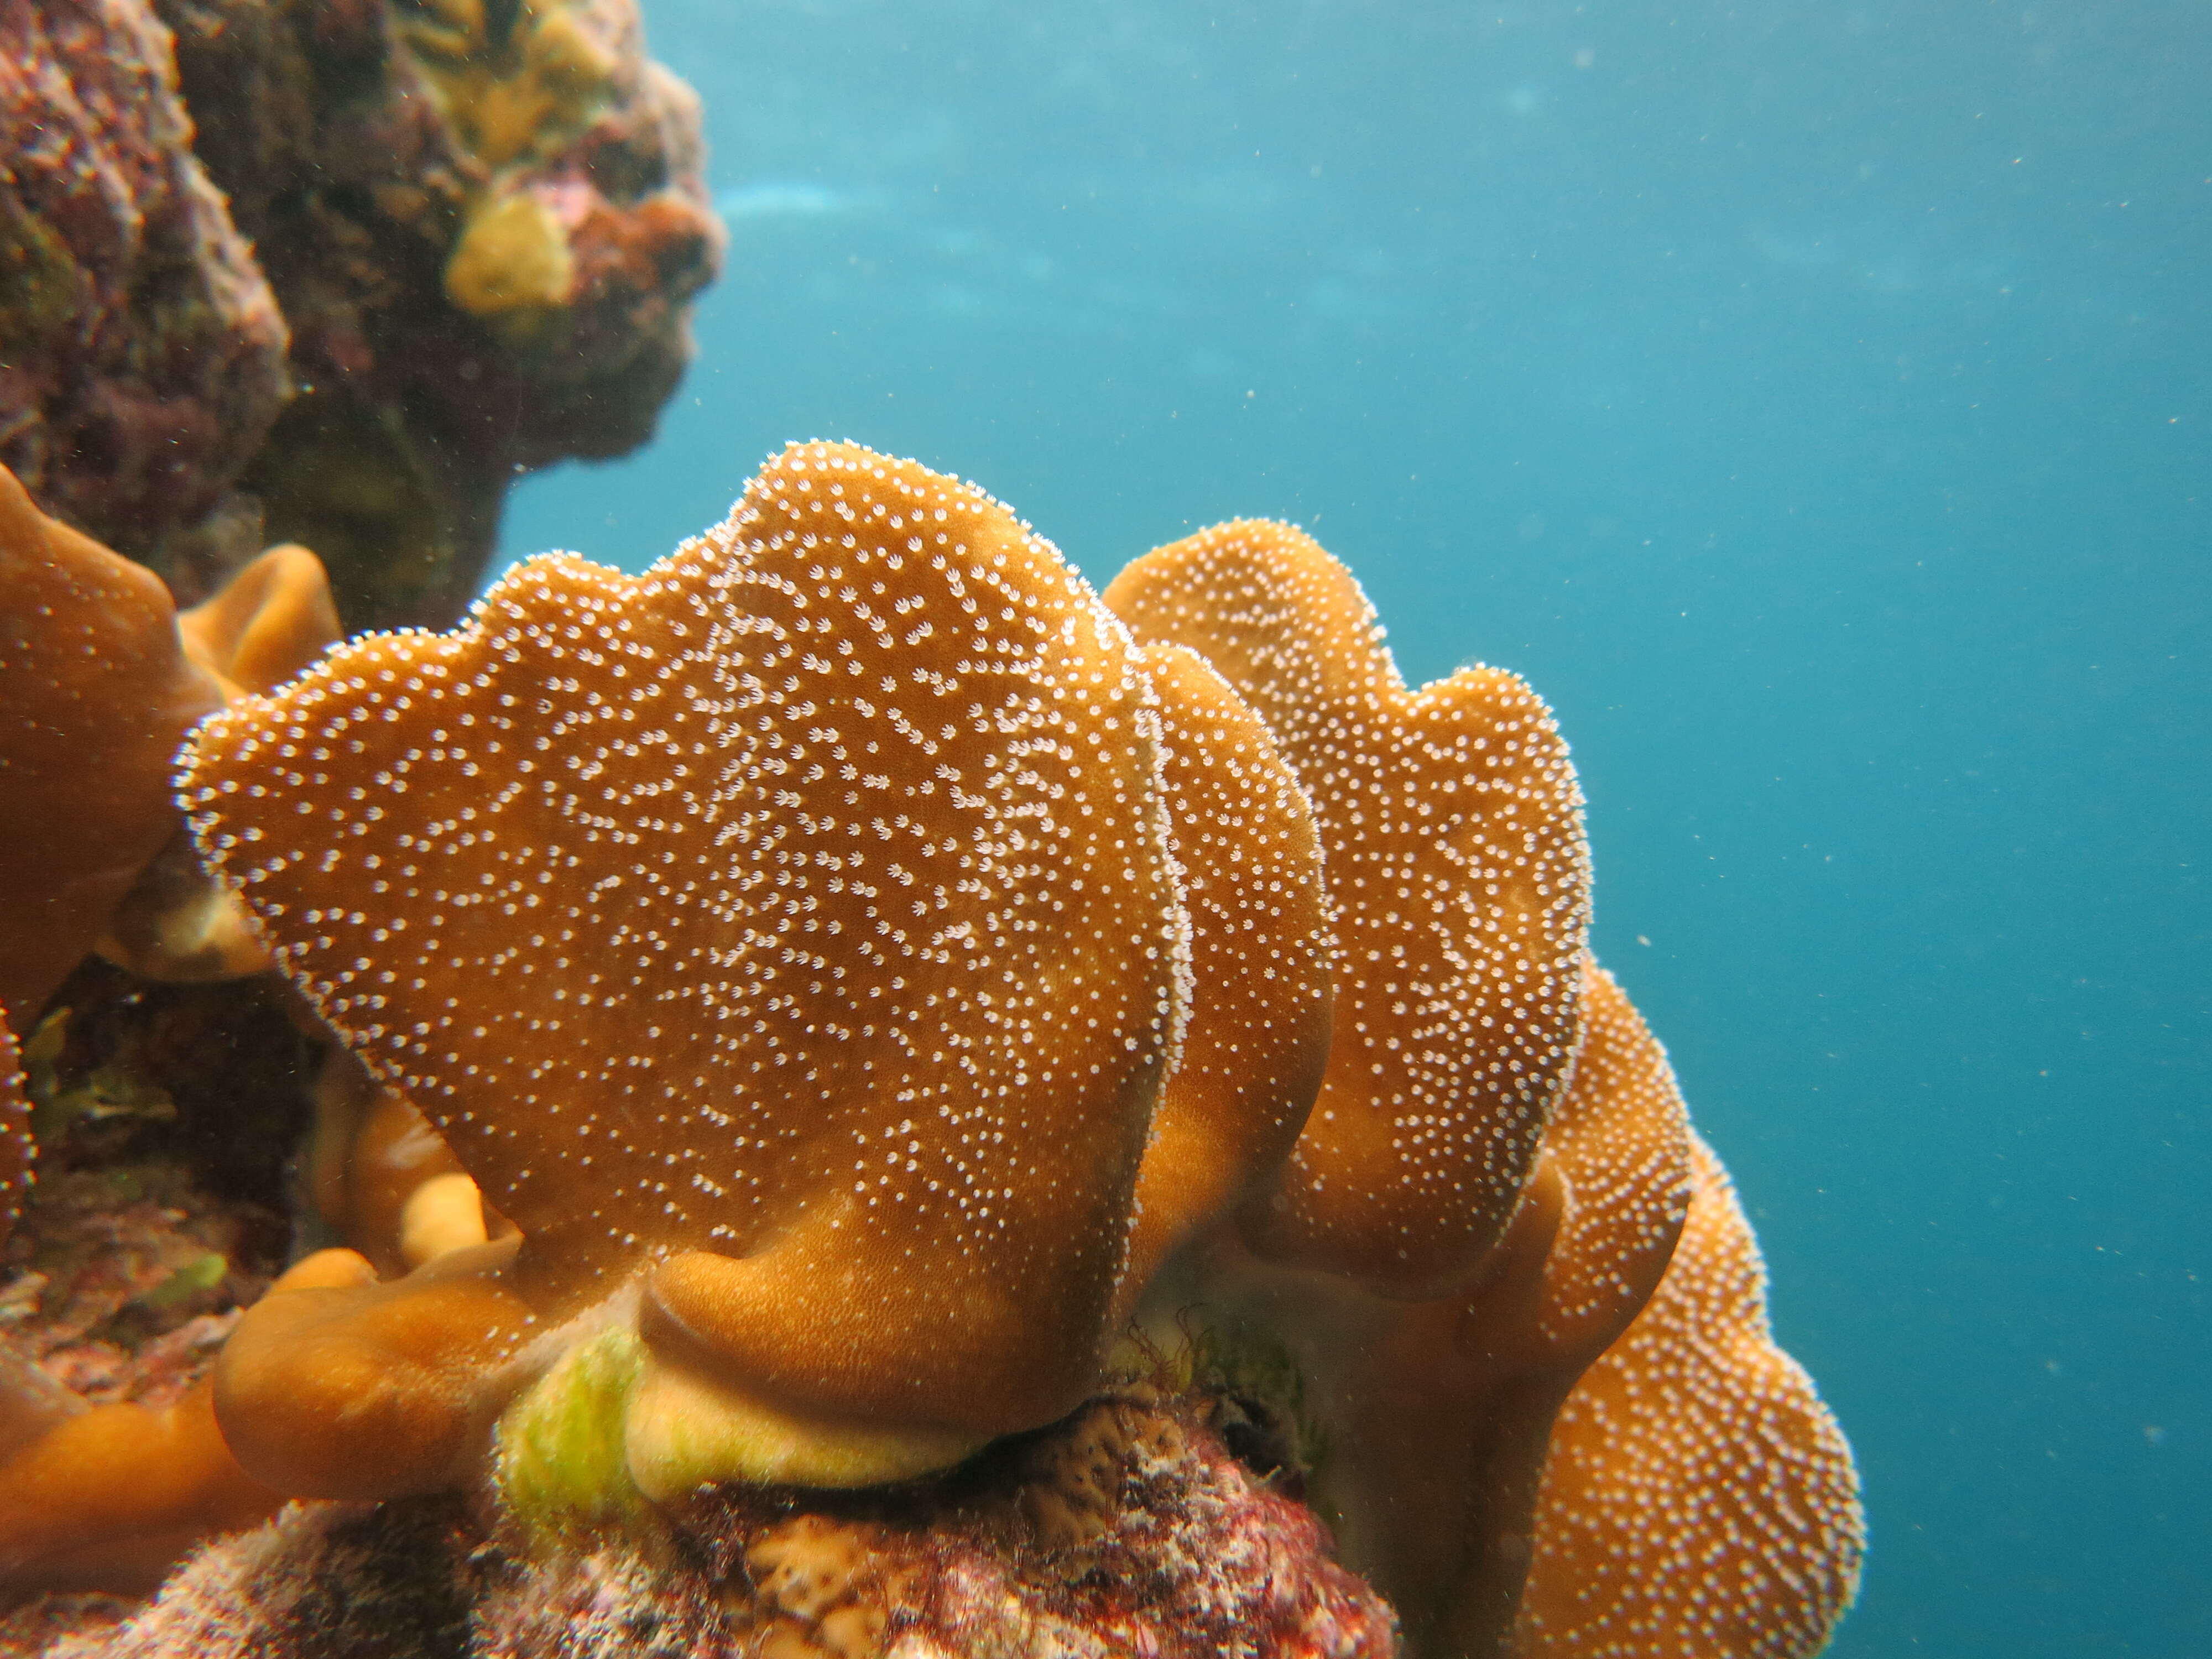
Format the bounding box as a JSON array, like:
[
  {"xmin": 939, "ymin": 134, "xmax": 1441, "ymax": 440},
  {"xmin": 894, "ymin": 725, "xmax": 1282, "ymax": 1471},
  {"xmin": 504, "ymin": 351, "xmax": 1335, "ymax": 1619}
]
[
  {"xmin": 1, "ymin": 439, "xmax": 1861, "ymax": 1658},
  {"xmin": 1516, "ymin": 1128, "xmax": 1864, "ymax": 1657},
  {"xmin": 1104, "ymin": 521, "xmax": 1859, "ymax": 1656},
  {"xmin": 0, "ymin": 460, "xmax": 343, "ymax": 1022},
  {"xmin": 1104, "ymin": 520, "xmax": 1591, "ymax": 1300},
  {"xmin": 0, "ymin": 465, "xmax": 227, "ymax": 1029},
  {"xmin": 0, "ymin": 466, "xmax": 347, "ymax": 1594},
  {"xmin": 179, "ymin": 441, "xmax": 1224, "ymax": 1501}
]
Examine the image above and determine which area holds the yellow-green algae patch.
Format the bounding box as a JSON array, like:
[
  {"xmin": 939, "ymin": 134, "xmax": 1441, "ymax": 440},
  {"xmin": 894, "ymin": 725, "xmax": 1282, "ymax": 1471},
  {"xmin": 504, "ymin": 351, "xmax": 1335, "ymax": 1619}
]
[
  {"xmin": 445, "ymin": 194, "xmax": 576, "ymax": 317},
  {"xmin": 623, "ymin": 1356, "xmax": 985, "ymax": 1500},
  {"xmin": 494, "ymin": 1323, "xmax": 650, "ymax": 1541},
  {"xmin": 494, "ymin": 1318, "xmax": 989, "ymax": 1535},
  {"xmin": 402, "ymin": 0, "xmax": 622, "ymax": 170}
]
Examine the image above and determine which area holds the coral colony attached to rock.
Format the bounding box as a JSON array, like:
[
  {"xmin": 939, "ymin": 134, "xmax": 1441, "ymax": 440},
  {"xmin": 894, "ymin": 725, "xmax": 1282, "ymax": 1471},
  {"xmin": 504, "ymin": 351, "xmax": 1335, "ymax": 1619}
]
[
  {"xmin": 1, "ymin": 1, "xmax": 1861, "ymax": 1653},
  {"xmin": 0, "ymin": 436, "xmax": 1863, "ymax": 1659}
]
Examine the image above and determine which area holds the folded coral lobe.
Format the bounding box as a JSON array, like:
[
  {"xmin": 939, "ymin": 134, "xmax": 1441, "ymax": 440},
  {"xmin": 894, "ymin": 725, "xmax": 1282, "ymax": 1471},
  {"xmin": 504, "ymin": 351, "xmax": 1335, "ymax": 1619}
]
[
  {"xmin": 0, "ymin": 1015, "xmax": 25, "ymax": 1249},
  {"xmin": 1115, "ymin": 641, "xmax": 1334, "ymax": 1302},
  {"xmin": 1516, "ymin": 1130, "xmax": 1864, "ymax": 1658},
  {"xmin": 0, "ymin": 464, "xmax": 226, "ymax": 1026},
  {"xmin": 181, "ymin": 442, "xmax": 1185, "ymax": 1449},
  {"xmin": 1105, "ymin": 521, "xmax": 1589, "ymax": 1297}
]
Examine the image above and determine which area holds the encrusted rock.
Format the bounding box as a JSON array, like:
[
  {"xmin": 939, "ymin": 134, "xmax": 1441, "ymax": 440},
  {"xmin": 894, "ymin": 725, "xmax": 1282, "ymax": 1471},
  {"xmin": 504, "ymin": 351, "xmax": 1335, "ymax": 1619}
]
[
  {"xmin": 8, "ymin": 1399, "xmax": 1395, "ymax": 1659},
  {"xmin": 2, "ymin": 0, "xmax": 722, "ymax": 627},
  {"xmin": 0, "ymin": 0, "xmax": 290, "ymax": 564},
  {"xmin": 151, "ymin": 0, "xmax": 724, "ymax": 626}
]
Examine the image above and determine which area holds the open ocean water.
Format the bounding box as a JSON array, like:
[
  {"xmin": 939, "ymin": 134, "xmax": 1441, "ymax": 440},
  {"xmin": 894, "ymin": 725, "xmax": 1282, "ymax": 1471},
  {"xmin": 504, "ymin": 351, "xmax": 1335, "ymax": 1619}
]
[{"xmin": 497, "ymin": 3, "xmax": 2212, "ymax": 1653}]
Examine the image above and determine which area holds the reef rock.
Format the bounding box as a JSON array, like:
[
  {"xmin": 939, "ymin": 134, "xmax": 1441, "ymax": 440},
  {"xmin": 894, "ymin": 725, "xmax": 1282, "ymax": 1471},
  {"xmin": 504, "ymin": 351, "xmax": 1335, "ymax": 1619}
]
[
  {"xmin": 0, "ymin": 0, "xmax": 290, "ymax": 565},
  {"xmin": 152, "ymin": 0, "xmax": 724, "ymax": 627},
  {"xmin": 16, "ymin": 1395, "xmax": 1396, "ymax": 1659},
  {"xmin": 0, "ymin": 0, "xmax": 722, "ymax": 629}
]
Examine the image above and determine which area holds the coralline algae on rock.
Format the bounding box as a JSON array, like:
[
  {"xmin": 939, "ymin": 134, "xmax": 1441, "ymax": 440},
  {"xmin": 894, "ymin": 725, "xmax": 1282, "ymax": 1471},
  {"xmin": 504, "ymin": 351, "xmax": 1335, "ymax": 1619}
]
[
  {"xmin": 153, "ymin": 0, "xmax": 724, "ymax": 628},
  {"xmin": 0, "ymin": 0, "xmax": 290, "ymax": 564},
  {"xmin": 20, "ymin": 1396, "xmax": 1395, "ymax": 1659},
  {"xmin": 1, "ymin": 0, "xmax": 722, "ymax": 629}
]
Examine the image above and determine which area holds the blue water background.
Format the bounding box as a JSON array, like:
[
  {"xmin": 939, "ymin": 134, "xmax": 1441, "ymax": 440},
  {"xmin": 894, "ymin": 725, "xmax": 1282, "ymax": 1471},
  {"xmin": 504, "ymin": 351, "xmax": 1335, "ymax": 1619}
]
[{"xmin": 499, "ymin": 3, "xmax": 2212, "ymax": 1651}]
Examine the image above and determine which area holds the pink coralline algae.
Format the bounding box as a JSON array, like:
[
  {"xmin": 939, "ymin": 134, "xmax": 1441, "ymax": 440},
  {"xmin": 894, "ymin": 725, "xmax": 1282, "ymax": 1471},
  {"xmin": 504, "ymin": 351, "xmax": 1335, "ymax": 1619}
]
[
  {"xmin": 14, "ymin": 1396, "xmax": 1396, "ymax": 1659},
  {"xmin": 0, "ymin": 0, "xmax": 723, "ymax": 629},
  {"xmin": 0, "ymin": 0, "xmax": 290, "ymax": 564}
]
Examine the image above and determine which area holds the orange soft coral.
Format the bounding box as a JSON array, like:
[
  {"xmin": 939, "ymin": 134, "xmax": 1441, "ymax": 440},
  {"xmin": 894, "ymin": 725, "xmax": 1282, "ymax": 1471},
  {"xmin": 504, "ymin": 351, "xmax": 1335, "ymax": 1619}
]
[
  {"xmin": 0, "ymin": 1015, "xmax": 25, "ymax": 1252},
  {"xmin": 1105, "ymin": 523, "xmax": 1851, "ymax": 1656},
  {"xmin": 0, "ymin": 468, "xmax": 345, "ymax": 1006},
  {"xmin": 0, "ymin": 1378, "xmax": 282, "ymax": 1596},
  {"xmin": 1115, "ymin": 640, "xmax": 1334, "ymax": 1308},
  {"xmin": 0, "ymin": 448, "xmax": 1860, "ymax": 1659},
  {"xmin": 0, "ymin": 465, "xmax": 226, "ymax": 1028},
  {"xmin": 174, "ymin": 544, "xmax": 345, "ymax": 704},
  {"xmin": 1516, "ymin": 1130, "xmax": 1865, "ymax": 1658},
  {"xmin": 0, "ymin": 484, "xmax": 368, "ymax": 1597},
  {"xmin": 1106, "ymin": 521, "xmax": 1590, "ymax": 1299},
  {"xmin": 1152, "ymin": 956, "xmax": 1696, "ymax": 1656},
  {"xmin": 182, "ymin": 442, "xmax": 1198, "ymax": 1497},
  {"xmin": 96, "ymin": 542, "xmax": 343, "ymax": 987}
]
